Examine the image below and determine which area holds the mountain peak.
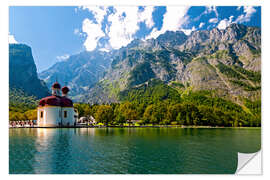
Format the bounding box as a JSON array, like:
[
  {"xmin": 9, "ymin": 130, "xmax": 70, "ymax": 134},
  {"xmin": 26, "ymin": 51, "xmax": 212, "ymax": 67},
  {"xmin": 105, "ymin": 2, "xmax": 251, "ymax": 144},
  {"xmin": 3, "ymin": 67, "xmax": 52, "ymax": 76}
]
[{"xmin": 156, "ymin": 30, "xmax": 188, "ymax": 47}]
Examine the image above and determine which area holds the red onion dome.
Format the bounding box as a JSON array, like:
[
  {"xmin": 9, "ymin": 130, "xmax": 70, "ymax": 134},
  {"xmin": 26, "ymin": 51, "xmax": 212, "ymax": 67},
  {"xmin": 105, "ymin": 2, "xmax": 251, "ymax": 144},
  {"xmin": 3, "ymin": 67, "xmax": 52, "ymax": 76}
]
[
  {"xmin": 60, "ymin": 96, "xmax": 73, "ymax": 107},
  {"xmin": 62, "ymin": 86, "xmax": 69, "ymax": 94},
  {"xmin": 52, "ymin": 82, "xmax": 61, "ymax": 89},
  {"xmin": 39, "ymin": 96, "xmax": 62, "ymax": 107}
]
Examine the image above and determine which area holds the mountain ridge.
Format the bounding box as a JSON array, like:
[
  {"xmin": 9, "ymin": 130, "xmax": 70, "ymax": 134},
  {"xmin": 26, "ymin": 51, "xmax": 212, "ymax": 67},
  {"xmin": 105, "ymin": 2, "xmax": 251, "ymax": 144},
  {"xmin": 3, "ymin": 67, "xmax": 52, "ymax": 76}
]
[
  {"xmin": 37, "ymin": 23, "xmax": 260, "ymax": 104},
  {"xmin": 80, "ymin": 23, "xmax": 261, "ymax": 104}
]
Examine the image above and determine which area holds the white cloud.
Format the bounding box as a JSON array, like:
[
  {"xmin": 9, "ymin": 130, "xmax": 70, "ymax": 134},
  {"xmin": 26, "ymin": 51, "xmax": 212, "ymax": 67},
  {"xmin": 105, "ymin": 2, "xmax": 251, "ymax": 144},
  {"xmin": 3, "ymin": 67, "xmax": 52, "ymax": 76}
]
[
  {"xmin": 138, "ymin": 6, "xmax": 154, "ymax": 28},
  {"xmin": 9, "ymin": 34, "xmax": 18, "ymax": 44},
  {"xmin": 79, "ymin": 6, "xmax": 155, "ymax": 50},
  {"xmin": 199, "ymin": 22, "xmax": 205, "ymax": 28},
  {"xmin": 107, "ymin": 6, "xmax": 141, "ymax": 49},
  {"xmin": 82, "ymin": 18, "xmax": 105, "ymax": 51},
  {"xmin": 82, "ymin": 6, "xmax": 108, "ymax": 24},
  {"xmin": 106, "ymin": 6, "xmax": 155, "ymax": 49},
  {"xmin": 235, "ymin": 6, "xmax": 256, "ymax": 23},
  {"xmin": 99, "ymin": 48, "xmax": 110, "ymax": 52},
  {"xmin": 209, "ymin": 18, "xmax": 218, "ymax": 23},
  {"xmin": 204, "ymin": 6, "xmax": 219, "ymax": 17},
  {"xmin": 56, "ymin": 54, "xmax": 70, "ymax": 61},
  {"xmin": 217, "ymin": 20, "xmax": 230, "ymax": 30},
  {"xmin": 146, "ymin": 6, "xmax": 190, "ymax": 39},
  {"xmin": 181, "ymin": 26, "xmax": 196, "ymax": 35},
  {"xmin": 146, "ymin": 27, "xmax": 161, "ymax": 39},
  {"xmin": 217, "ymin": 16, "xmax": 234, "ymax": 30}
]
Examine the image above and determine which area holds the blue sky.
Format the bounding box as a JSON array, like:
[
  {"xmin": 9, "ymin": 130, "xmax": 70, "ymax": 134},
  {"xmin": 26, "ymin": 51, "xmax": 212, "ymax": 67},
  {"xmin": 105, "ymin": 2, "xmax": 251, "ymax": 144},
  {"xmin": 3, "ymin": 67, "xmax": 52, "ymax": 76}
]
[{"xmin": 9, "ymin": 6, "xmax": 261, "ymax": 72}]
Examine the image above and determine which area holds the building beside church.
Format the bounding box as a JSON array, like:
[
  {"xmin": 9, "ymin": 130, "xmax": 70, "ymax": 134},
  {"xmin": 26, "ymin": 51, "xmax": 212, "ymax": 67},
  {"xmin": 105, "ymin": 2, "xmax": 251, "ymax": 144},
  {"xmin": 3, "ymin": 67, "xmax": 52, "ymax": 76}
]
[{"xmin": 37, "ymin": 82, "xmax": 77, "ymax": 127}]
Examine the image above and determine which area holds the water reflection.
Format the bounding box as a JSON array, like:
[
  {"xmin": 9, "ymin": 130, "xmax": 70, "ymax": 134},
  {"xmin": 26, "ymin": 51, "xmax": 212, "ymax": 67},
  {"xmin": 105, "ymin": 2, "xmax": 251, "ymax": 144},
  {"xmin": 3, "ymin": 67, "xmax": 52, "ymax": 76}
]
[
  {"xmin": 33, "ymin": 129, "xmax": 74, "ymax": 174},
  {"xmin": 9, "ymin": 128, "xmax": 261, "ymax": 174}
]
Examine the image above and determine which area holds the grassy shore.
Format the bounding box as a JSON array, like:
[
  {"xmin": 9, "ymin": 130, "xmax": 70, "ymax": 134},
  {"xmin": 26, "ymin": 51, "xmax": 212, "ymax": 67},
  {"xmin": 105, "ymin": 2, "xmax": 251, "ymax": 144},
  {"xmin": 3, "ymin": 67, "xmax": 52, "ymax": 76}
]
[{"xmin": 9, "ymin": 124, "xmax": 261, "ymax": 129}]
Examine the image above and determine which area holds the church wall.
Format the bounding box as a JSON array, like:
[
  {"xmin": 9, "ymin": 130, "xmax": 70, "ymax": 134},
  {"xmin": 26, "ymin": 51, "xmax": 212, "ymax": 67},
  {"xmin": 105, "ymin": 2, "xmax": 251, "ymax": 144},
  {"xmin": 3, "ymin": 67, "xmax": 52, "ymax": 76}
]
[
  {"xmin": 37, "ymin": 106, "xmax": 75, "ymax": 127},
  {"xmin": 61, "ymin": 107, "xmax": 75, "ymax": 126},
  {"xmin": 37, "ymin": 106, "xmax": 62, "ymax": 127}
]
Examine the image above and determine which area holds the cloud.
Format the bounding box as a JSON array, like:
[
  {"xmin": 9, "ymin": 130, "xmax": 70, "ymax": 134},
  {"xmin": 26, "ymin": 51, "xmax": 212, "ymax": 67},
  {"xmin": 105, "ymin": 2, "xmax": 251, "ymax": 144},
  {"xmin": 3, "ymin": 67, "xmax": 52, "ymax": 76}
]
[
  {"xmin": 235, "ymin": 6, "xmax": 256, "ymax": 23},
  {"xmin": 107, "ymin": 6, "xmax": 156, "ymax": 49},
  {"xmin": 9, "ymin": 34, "xmax": 18, "ymax": 44},
  {"xmin": 199, "ymin": 22, "xmax": 205, "ymax": 28},
  {"xmin": 107, "ymin": 6, "xmax": 142, "ymax": 49},
  {"xmin": 138, "ymin": 6, "xmax": 154, "ymax": 28},
  {"xmin": 99, "ymin": 48, "xmax": 110, "ymax": 52},
  {"xmin": 82, "ymin": 18, "xmax": 105, "ymax": 51},
  {"xmin": 82, "ymin": 6, "xmax": 108, "ymax": 24},
  {"xmin": 204, "ymin": 6, "xmax": 219, "ymax": 17},
  {"xmin": 209, "ymin": 18, "xmax": 218, "ymax": 23},
  {"xmin": 217, "ymin": 16, "xmax": 234, "ymax": 30},
  {"xmin": 56, "ymin": 54, "xmax": 70, "ymax": 61},
  {"xmin": 79, "ymin": 6, "xmax": 155, "ymax": 50},
  {"xmin": 146, "ymin": 6, "xmax": 190, "ymax": 39},
  {"xmin": 181, "ymin": 26, "xmax": 196, "ymax": 35}
]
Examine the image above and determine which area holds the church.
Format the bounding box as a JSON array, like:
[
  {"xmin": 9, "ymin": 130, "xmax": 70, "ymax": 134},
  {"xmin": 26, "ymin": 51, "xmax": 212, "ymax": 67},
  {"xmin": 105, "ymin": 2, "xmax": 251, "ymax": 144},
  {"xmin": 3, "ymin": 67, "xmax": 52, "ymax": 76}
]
[{"xmin": 37, "ymin": 82, "xmax": 77, "ymax": 127}]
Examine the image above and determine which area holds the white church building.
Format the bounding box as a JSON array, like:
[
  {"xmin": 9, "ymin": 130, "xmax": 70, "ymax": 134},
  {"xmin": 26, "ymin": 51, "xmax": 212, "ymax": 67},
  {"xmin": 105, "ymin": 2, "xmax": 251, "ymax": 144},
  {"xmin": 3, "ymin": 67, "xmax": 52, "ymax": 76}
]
[{"xmin": 37, "ymin": 82, "xmax": 77, "ymax": 127}]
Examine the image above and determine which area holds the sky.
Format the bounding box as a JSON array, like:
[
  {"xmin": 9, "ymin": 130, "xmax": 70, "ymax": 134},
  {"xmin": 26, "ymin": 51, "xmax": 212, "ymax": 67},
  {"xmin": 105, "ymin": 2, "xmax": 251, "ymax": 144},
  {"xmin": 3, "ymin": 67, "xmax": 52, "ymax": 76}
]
[{"xmin": 9, "ymin": 6, "xmax": 261, "ymax": 72}]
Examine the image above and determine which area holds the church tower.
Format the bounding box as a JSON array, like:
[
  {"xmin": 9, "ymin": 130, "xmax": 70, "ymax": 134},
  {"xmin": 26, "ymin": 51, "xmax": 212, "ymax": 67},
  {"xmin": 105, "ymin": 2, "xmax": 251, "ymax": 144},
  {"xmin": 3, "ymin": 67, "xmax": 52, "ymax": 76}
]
[{"xmin": 37, "ymin": 81, "xmax": 75, "ymax": 127}]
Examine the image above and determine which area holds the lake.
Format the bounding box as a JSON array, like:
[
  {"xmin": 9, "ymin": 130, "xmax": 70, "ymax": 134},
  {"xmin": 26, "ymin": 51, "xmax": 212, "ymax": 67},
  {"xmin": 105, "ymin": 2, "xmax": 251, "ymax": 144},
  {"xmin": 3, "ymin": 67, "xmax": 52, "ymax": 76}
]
[{"xmin": 9, "ymin": 127, "xmax": 261, "ymax": 174}]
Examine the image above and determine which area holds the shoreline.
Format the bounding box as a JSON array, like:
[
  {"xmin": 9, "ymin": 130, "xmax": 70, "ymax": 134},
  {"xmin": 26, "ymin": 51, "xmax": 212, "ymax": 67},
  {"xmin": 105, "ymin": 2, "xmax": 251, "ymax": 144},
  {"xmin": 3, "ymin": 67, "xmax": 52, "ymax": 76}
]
[{"xmin": 9, "ymin": 125, "xmax": 261, "ymax": 129}]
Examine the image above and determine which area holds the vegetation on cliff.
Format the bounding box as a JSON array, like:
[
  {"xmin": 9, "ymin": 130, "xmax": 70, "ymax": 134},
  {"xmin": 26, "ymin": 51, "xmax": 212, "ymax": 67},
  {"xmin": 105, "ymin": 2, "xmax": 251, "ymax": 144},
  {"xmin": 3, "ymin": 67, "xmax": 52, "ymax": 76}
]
[{"xmin": 74, "ymin": 80, "xmax": 260, "ymax": 127}]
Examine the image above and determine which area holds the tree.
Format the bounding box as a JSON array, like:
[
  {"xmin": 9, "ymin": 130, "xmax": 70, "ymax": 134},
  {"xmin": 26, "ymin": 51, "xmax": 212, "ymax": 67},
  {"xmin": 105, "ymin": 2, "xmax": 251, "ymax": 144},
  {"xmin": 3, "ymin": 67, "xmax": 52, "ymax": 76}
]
[
  {"xmin": 115, "ymin": 113, "xmax": 126, "ymax": 126},
  {"xmin": 25, "ymin": 109, "xmax": 37, "ymax": 120},
  {"xmin": 94, "ymin": 105, "xmax": 113, "ymax": 126},
  {"xmin": 176, "ymin": 113, "xmax": 184, "ymax": 125},
  {"xmin": 9, "ymin": 111, "xmax": 19, "ymax": 121},
  {"xmin": 119, "ymin": 102, "xmax": 138, "ymax": 121},
  {"xmin": 143, "ymin": 104, "xmax": 153, "ymax": 124},
  {"xmin": 167, "ymin": 104, "xmax": 182, "ymax": 122}
]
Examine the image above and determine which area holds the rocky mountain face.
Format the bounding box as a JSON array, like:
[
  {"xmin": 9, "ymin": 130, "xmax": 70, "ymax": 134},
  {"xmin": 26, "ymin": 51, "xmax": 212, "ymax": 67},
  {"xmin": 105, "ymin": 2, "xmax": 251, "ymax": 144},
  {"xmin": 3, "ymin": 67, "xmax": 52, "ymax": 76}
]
[
  {"xmin": 39, "ymin": 50, "xmax": 113, "ymax": 99},
  {"xmin": 9, "ymin": 44, "xmax": 50, "ymax": 100},
  {"xmin": 81, "ymin": 24, "xmax": 261, "ymax": 104}
]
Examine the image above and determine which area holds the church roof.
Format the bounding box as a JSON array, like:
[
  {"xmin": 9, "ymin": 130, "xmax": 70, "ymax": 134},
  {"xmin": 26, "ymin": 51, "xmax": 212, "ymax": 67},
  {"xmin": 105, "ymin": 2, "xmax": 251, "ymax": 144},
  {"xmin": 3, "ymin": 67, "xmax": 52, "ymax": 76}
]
[
  {"xmin": 39, "ymin": 95, "xmax": 73, "ymax": 107},
  {"xmin": 62, "ymin": 86, "xmax": 69, "ymax": 94},
  {"xmin": 52, "ymin": 82, "xmax": 61, "ymax": 89},
  {"xmin": 60, "ymin": 96, "xmax": 73, "ymax": 107}
]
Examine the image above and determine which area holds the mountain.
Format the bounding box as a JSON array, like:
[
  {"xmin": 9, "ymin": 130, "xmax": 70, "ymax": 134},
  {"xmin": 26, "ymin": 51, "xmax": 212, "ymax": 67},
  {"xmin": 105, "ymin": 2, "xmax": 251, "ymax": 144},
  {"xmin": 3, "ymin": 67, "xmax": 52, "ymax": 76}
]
[
  {"xmin": 81, "ymin": 24, "xmax": 261, "ymax": 104},
  {"xmin": 9, "ymin": 44, "xmax": 50, "ymax": 101},
  {"xmin": 39, "ymin": 50, "xmax": 113, "ymax": 99}
]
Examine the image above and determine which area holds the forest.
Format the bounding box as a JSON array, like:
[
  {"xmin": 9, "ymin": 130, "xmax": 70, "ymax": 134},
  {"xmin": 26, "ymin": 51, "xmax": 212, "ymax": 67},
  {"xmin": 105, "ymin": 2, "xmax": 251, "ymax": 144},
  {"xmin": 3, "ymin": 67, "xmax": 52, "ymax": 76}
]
[{"xmin": 9, "ymin": 80, "xmax": 261, "ymax": 127}]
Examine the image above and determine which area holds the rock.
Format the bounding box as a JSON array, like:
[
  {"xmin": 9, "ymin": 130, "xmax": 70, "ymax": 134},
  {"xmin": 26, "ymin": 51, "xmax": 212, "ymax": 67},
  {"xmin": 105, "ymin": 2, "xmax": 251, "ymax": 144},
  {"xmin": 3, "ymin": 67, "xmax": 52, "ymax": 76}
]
[{"xmin": 9, "ymin": 44, "xmax": 50, "ymax": 99}]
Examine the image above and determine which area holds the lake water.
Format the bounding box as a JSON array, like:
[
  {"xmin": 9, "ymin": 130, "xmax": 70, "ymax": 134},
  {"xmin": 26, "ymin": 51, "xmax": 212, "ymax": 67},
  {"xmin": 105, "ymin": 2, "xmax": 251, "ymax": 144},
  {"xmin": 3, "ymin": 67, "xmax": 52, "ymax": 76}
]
[{"xmin": 9, "ymin": 128, "xmax": 261, "ymax": 174}]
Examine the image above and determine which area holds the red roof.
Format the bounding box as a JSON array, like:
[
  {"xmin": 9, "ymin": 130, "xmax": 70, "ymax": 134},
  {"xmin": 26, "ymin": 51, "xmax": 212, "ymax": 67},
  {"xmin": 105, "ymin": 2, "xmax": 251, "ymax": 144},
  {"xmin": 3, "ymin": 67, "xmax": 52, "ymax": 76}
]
[
  {"xmin": 62, "ymin": 86, "xmax": 69, "ymax": 94},
  {"xmin": 60, "ymin": 96, "xmax": 73, "ymax": 107},
  {"xmin": 52, "ymin": 82, "xmax": 61, "ymax": 89},
  {"xmin": 39, "ymin": 95, "xmax": 73, "ymax": 107}
]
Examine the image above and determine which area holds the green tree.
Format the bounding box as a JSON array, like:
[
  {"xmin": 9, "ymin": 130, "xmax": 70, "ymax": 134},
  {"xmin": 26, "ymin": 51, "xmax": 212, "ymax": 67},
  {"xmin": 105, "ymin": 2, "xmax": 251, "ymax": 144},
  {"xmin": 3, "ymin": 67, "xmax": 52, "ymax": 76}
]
[
  {"xmin": 119, "ymin": 102, "xmax": 138, "ymax": 121},
  {"xmin": 25, "ymin": 109, "xmax": 37, "ymax": 120},
  {"xmin": 176, "ymin": 113, "xmax": 184, "ymax": 125},
  {"xmin": 94, "ymin": 105, "xmax": 113, "ymax": 126}
]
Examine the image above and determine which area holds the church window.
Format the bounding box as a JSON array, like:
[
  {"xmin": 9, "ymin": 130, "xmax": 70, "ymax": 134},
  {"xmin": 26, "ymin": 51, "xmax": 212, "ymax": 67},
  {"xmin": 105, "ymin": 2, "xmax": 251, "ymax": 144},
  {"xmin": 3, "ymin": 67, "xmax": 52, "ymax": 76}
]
[
  {"xmin": 40, "ymin": 111, "xmax": 43, "ymax": 118},
  {"xmin": 64, "ymin": 111, "xmax": 67, "ymax": 118}
]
